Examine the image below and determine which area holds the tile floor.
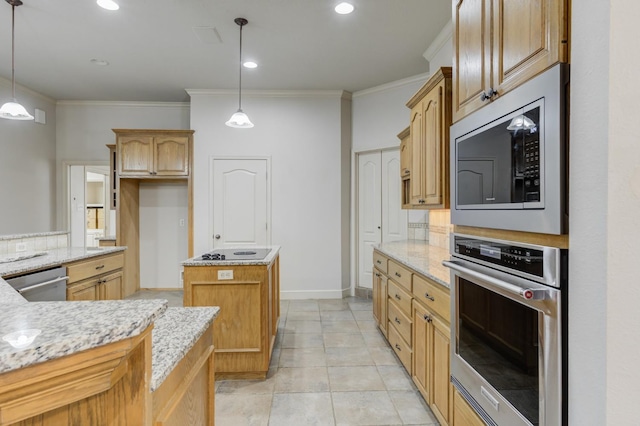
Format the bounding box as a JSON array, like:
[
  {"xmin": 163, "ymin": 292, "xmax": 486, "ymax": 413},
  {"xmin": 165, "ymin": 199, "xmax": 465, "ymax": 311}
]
[{"xmin": 127, "ymin": 291, "xmax": 440, "ymax": 425}]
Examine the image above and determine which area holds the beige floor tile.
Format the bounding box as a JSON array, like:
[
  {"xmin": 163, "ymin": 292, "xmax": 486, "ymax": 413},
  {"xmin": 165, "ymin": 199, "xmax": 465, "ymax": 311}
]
[
  {"xmin": 368, "ymin": 347, "xmax": 402, "ymax": 366},
  {"xmin": 332, "ymin": 391, "xmax": 402, "ymax": 425},
  {"xmin": 320, "ymin": 310, "xmax": 355, "ymax": 321},
  {"xmin": 328, "ymin": 366, "xmax": 386, "ymax": 391},
  {"xmin": 356, "ymin": 320, "xmax": 380, "ymax": 332},
  {"xmin": 321, "ymin": 320, "xmax": 361, "ymax": 333},
  {"xmin": 323, "ymin": 332, "xmax": 365, "ymax": 348},
  {"xmin": 326, "ymin": 347, "xmax": 374, "ymax": 366},
  {"xmin": 217, "ymin": 378, "xmax": 276, "ymax": 395},
  {"xmin": 318, "ymin": 300, "xmax": 350, "ymax": 311},
  {"xmin": 288, "ymin": 300, "xmax": 320, "ymax": 312},
  {"xmin": 352, "ymin": 310, "xmax": 374, "ymax": 321},
  {"xmin": 377, "ymin": 365, "xmax": 416, "ymax": 391},
  {"xmin": 284, "ymin": 320, "xmax": 323, "ymax": 334},
  {"xmin": 274, "ymin": 367, "xmax": 330, "ymax": 393},
  {"xmin": 268, "ymin": 392, "xmax": 335, "ymax": 426},
  {"xmin": 279, "ymin": 347, "xmax": 327, "ymax": 368},
  {"xmin": 389, "ymin": 390, "xmax": 440, "ymax": 425},
  {"xmin": 281, "ymin": 333, "xmax": 325, "ymax": 349},
  {"xmin": 287, "ymin": 310, "xmax": 321, "ymax": 321},
  {"xmin": 215, "ymin": 393, "xmax": 272, "ymax": 426},
  {"xmin": 348, "ymin": 301, "xmax": 372, "ymax": 311},
  {"xmin": 362, "ymin": 331, "xmax": 389, "ymax": 348}
]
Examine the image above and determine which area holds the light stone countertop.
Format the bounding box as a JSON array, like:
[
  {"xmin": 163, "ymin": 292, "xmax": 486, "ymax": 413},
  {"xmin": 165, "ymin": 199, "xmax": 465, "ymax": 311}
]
[
  {"xmin": 375, "ymin": 240, "xmax": 451, "ymax": 288},
  {"xmin": 0, "ymin": 231, "xmax": 68, "ymax": 241},
  {"xmin": 151, "ymin": 306, "xmax": 220, "ymax": 392},
  {"xmin": 182, "ymin": 245, "xmax": 281, "ymax": 267},
  {"xmin": 98, "ymin": 236, "xmax": 116, "ymax": 241},
  {"xmin": 0, "ymin": 299, "xmax": 167, "ymax": 374},
  {"xmin": 0, "ymin": 246, "xmax": 126, "ymax": 278}
]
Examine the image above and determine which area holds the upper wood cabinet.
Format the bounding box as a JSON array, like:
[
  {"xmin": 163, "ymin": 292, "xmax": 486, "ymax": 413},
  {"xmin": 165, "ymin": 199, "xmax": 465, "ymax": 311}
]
[
  {"xmin": 452, "ymin": 0, "xmax": 569, "ymax": 123},
  {"xmin": 398, "ymin": 127, "xmax": 411, "ymax": 208},
  {"xmin": 405, "ymin": 67, "xmax": 452, "ymax": 210},
  {"xmin": 114, "ymin": 130, "xmax": 193, "ymax": 178}
]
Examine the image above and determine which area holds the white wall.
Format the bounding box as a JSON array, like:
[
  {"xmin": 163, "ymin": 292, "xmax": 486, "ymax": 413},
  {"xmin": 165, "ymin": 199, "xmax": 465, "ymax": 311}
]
[
  {"xmin": 0, "ymin": 77, "xmax": 57, "ymax": 235},
  {"xmin": 189, "ymin": 91, "xmax": 351, "ymax": 299},
  {"xmin": 139, "ymin": 182, "xmax": 188, "ymax": 289}
]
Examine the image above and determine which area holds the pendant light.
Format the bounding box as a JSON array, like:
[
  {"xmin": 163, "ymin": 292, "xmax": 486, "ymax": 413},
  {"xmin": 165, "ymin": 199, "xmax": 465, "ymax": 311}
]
[
  {"xmin": 225, "ymin": 18, "xmax": 254, "ymax": 128},
  {"xmin": 0, "ymin": 0, "xmax": 33, "ymax": 120}
]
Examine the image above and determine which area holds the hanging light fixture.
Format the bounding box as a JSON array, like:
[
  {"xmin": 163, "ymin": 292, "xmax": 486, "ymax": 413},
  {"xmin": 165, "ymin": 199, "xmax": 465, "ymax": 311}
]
[
  {"xmin": 225, "ymin": 17, "xmax": 254, "ymax": 128},
  {"xmin": 0, "ymin": 0, "xmax": 33, "ymax": 120}
]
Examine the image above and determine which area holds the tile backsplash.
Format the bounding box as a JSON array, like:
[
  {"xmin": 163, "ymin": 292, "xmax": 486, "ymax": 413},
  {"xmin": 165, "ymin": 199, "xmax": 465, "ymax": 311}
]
[
  {"xmin": 408, "ymin": 222, "xmax": 429, "ymax": 241},
  {"xmin": 0, "ymin": 232, "xmax": 69, "ymax": 256},
  {"xmin": 428, "ymin": 209, "xmax": 452, "ymax": 250}
]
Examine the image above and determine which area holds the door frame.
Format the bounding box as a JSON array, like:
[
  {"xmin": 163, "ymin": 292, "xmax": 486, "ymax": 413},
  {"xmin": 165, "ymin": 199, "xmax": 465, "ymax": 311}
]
[{"xmin": 208, "ymin": 156, "xmax": 272, "ymax": 250}]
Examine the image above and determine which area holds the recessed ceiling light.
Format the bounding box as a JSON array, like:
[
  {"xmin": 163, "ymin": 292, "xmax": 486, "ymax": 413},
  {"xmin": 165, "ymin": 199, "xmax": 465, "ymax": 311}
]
[
  {"xmin": 97, "ymin": 0, "xmax": 119, "ymax": 11},
  {"xmin": 335, "ymin": 2, "xmax": 354, "ymax": 14},
  {"xmin": 243, "ymin": 61, "xmax": 258, "ymax": 69},
  {"xmin": 90, "ymin": 59, "xmax": 110, "ymax": 66}
]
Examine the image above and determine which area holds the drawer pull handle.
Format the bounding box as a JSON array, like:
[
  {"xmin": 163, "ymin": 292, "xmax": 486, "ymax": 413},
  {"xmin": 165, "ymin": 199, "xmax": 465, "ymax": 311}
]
[
  {"xmin": 395, "ymin": 344, "xmax": 401, "ymax": 351},
  {"xmin": 423, "ymin": 314, "xmax": 432, "ymax": 323},
  {"xmin": 376, "ymin": 260, "xmax": 381, "ymax": 264},
  {"xmin": 395, "ymin": 272, "xmax": 401, "ymax": 278},
  {"xmin": 375, "ymin": 273, "xmax": 381, "ymax": 277},
  {"xmin": 424, "ymin": 293, "xmax": 435, "ymax": 302},
  {"xmin": 95, "ymin": 265, "xmax": 105, "ymax": 270},
  {"xmin": 394, "ymin": 294, "xmax": 401, "ymax": 301},
  {"xmin": 394, "ymin": 317, "xmax": 401, "ymax": 325}
]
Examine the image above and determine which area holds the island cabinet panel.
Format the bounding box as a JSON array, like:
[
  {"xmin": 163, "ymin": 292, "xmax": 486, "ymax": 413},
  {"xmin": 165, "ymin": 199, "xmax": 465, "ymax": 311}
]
[
  {"xmin": 0, "ymin": 327, "xmax": 153, "ymax": 426},
  {"xmin": 183, "ymin": 254, "xmax": 280, "ymax": 380},
  {"xmin": 65, "ymin": 252, "xmax": 124, "ymax": 301}
]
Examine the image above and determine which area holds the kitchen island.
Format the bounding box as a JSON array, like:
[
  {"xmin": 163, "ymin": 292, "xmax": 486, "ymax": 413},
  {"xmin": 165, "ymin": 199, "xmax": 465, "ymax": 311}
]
[
  {"xmin": 182, "ymin": 246, "xmax": 280, "ymax": 379},
  {"xmin": 0, "ymin": 275, "xmax": 219, "ymax": 425}
]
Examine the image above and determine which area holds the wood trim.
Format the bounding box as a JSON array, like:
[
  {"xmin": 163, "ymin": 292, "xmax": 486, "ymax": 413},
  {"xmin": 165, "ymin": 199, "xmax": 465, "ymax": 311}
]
[
  {"xmin": 188, "ymin": 132, "xmax": 194, "ymax": 258},
  {"xmin": 406, "ymin": 67, "xmax": 453, "ymax": 109},
  {"xmin": 112, "ymin": 129, "xmax": 195, "ymax": 136},
  {"xmin": 397, "ymin": 126, "xmax": 410, "ymax": 139},
  {"xmin": 454, "ymin": 225, "xmax": 569, "ymax": 248}
]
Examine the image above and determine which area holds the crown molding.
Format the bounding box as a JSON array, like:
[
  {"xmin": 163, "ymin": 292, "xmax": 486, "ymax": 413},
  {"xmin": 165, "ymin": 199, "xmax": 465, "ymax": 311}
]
[
  {"xmin": 423, "ymin": 20, "xmax": 453, "ymax": 63},
  {"xmin": 56, "ymin": 100, "xmax": 190, "ymax": 108},
  {"xmin": 352, "ymin": 73, "xmax": 430, "ymax": 98},
  {"xmin": 186, "ymin": 89, "xmax": 351, "ymax": 99}
]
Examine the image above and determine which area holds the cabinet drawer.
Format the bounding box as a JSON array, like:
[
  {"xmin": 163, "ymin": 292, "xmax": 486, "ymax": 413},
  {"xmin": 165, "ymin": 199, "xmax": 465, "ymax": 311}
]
[
  {"xmin": 66, "ymin": 253, "xmax": 124, "ymax": 284},
  {"xmin": 388, "ymin": 299, "xmax": 412, "ymax": 346},
  {"xmin": 388, "ymin": 322, "xmax": 412, "ymax": 374},
  {"xmin": 388, "ymin": 260, "xmax": 412, "ymax": 291},
  {"xmin": 413, "ymin": 273, "xmax": 450, "ymax": 323},
  {"xmin": 373, "ymin": 251, "xmax": 388, "ymax": 274},
  {"xmin": 387, "ymin": 280, "xmax": 412, "ymax": 317}
]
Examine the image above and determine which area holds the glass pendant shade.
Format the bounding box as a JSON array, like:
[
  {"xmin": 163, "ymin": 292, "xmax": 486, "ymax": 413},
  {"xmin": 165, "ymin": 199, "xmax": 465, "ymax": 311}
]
[
  {"xmin": 0, "ymin": 100, "xmax": 33, "ymax": 120},
  {"xmin": 226, "ymin": 109, "xmax": 254, "ymax": 128},
  {"xmin": 507, "ymin": 115, "xmax": 536, "ymax": 131}
]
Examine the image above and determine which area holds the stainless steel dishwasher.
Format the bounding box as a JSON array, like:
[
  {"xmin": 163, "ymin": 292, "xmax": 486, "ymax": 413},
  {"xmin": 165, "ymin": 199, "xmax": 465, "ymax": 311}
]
[{"xmin": 6, "ymin": 266, "xmax": 69, "ymax": 301}]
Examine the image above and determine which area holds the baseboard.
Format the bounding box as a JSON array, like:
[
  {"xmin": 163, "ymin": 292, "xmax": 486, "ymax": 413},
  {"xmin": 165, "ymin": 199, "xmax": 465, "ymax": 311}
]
[
  {"xmin": 139, "ymin": 287, "xmax": 183, "ymax": 291},
  {"xmin": 281, "ymin": 288, "xmax": 351, "ymax": 300}
]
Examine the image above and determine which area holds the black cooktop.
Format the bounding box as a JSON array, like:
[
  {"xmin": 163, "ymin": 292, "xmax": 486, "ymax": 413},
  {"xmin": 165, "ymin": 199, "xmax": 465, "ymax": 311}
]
[{"xmin": 198, "ymin": 248, "xmax": 271, "ymax": 261}]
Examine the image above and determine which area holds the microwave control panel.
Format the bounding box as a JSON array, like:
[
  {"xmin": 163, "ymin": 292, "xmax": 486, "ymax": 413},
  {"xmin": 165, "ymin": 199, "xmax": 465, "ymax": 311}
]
[{"xmin": 523, "ymin": 137, "xmax": 540, "ymax": 202}]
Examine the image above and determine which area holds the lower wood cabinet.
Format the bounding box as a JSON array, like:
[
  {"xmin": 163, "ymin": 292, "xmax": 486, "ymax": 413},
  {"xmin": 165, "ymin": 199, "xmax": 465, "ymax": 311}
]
[
  {"xmin": 65, "ymin": 252, "xmax": 124, "ymax": 301},
  {"xmin": 372, "ymin": 268, "xmax": 388, "ymax": 338},
  {"xmin": 453, "ymin": 388, "xmax": 486, "ymax": 426}
]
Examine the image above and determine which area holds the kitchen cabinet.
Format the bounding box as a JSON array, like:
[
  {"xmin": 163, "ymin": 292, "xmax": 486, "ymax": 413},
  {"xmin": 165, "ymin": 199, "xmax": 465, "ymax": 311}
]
[
  {"xmin": 452, "ymin": 0, "xmax": 569, "ymax": 123},
  {"xmin": 398, "ymin": 127, "xmax": 411, "ymax": 208},
  {"xmin": 116, "ymin": 130, "xmax": 191, "ymax": 178},
  {"xmin": 65, "ymin": 252, "xmax": 124, "ymax": 301},
  {"xmin": 405, "ymin": 67, "xmax": 452, "ymax": 209},
  {"xmin": 453, "ymin": 388, "xmax": 486, "ymax": 426},
  {"xmin": 183, "ymin": 254, "xmax": 279, "ymax": 379},
  {"xmin": 372, "ymin": 267, "xmax": 388, "ymax": 338},
  {"xmin": 386, "ymin": 258, "xmax": 413, "ymax": 375}
]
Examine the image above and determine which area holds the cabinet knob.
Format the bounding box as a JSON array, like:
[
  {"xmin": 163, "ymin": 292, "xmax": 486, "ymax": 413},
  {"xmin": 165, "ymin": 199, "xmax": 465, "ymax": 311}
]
[
  {"xmin": 423, "ymin": 314, "xmax": 432, "ymax": 323},
  {"xmin": 480, "ymin": 88, "xmax": 498, "ymax": 102}
]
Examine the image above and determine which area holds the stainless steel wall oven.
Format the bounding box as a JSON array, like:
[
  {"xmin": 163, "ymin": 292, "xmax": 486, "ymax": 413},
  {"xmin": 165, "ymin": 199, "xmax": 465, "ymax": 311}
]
[
  {"xmin": 444, "ymin": 234, "xmax": 567, "ymax": 426},
  {"xmin": 450, "ymin": 64, "xmax": 569, "ymax": 235}
]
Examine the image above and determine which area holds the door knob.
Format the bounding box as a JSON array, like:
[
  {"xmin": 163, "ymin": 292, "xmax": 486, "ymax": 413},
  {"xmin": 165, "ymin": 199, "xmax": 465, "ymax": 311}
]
[{"xmin": 214, "ymin": 234, "xmax": 221, "ymax": 239}]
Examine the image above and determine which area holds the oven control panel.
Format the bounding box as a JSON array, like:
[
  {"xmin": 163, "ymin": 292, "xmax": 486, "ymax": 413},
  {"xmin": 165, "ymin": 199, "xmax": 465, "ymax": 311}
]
[{"xmin": 454, "ymin": 236, "xmax": 544, "ymax": 277}]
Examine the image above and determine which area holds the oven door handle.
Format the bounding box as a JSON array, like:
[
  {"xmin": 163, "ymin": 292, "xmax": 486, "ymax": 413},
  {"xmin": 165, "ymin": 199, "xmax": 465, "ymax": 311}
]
[{"xmin": 443, "ymin": 260, "xmax": 551, "ymax": 301}]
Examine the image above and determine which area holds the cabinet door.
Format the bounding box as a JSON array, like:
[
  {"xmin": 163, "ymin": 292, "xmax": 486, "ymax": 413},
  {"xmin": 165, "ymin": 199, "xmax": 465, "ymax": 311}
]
[
  {"xmin": 118, "ymin": 136, "xmax": 154, "ymax": 176},
  {"xmin": 409, "ymin": 103, "xmax": 424, "ymax": 205},
  {"xmin": 154, "ymin": 136, "xmax": 189, "ymax": 176},
  {"xmin": 432, "ymin": 314, "xmax": 451, "ymax": 425},
  {"xmin": 373, "ymin": 270, "xmax": 381, "ymax": 325},
  {"xmin": 453, "ymin": 0, "xmax": 492, "ymax": 123},
  {"xmin": 67, "ymin": 281, "xmax": 98, "ymax": 301},
  {"xmin": 379, "ymin": 274, "xmax": 388, "ymax": 338},
  {"xmin": 400, "ymin": 133, "xmax": 411, "ymax": 180},
  {"xmin": 423, "ymin": 84, "xmax": 443, "ymax": 207},
  {"xmin": 412, "ymin": 301, "xmax": 432, "ymax": 404},
  {"xmin": 99, "ymin": 271, "xmax": 123, "ymax": 300},
  {"xmin": 453, "ymin": 388, "xmax": 486, "ymax": 426},
  {"xmin": 492, "ymin": 0, "xmax": 568, "ymax": 96}
]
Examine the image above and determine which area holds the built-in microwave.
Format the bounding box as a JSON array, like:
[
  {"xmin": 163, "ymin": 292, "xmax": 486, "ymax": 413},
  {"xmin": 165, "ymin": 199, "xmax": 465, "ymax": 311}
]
[{"xmin": 450, "ymin": 64, "xmax": 569, "ymax": 235}]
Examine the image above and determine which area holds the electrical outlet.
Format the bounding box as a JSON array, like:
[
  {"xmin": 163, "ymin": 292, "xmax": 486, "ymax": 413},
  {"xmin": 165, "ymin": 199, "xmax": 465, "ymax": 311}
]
[
  {"xmin": 15, "ymin": 242, "xmax": 27, "ymax": 252},
  {"xmin": 179, "ymin": 219, "xmax": 185, "ymax": 227},
  {"xmin": 217, "ymin": 270, "xmax": 233, "ymax": 280}
]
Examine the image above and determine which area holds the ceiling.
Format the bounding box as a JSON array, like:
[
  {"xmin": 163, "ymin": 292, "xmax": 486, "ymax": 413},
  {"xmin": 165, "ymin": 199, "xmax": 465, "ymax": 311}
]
[{"xmin": 0, "ymin": 0, "xmax": 451, "ymax": 102}]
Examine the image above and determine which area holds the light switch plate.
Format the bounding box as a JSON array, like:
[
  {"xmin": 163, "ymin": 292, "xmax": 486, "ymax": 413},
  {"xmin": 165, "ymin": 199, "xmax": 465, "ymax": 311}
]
[{"xmin": 218, "ymin": 270, "xmax": 233, "ymax": 280}]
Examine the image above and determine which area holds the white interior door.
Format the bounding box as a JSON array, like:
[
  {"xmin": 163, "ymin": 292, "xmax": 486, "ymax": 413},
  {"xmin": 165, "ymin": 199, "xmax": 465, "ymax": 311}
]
[
  {"xmin": 212, "ymin": 158, "xmax": 269, "ymax": 249},
  {"xmin": 358, "ymin": 152, "xmax": 382, "ymax": 289},
  {"xmin": 69, "ymin": 165, "xmax": 86, "ymax": 247},
  {"xmin": 381, "ymin": 150, "xmax": 407, "ymax": 243}
]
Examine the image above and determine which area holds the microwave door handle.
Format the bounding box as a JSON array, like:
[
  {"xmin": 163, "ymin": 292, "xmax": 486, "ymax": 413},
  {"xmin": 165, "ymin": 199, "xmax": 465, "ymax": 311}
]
[{"xmin": 443, "ymin": 260, "xmax": 550, "ymax": 301}]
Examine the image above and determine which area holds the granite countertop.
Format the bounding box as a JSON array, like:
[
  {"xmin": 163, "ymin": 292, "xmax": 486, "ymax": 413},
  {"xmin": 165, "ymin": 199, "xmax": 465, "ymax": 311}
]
[
  {"xmin": 182, "ymin": 245, "xmax": 281, "ymax": 267},
  {"xmin": 98, "ymin": 236, "xmax": 116, "ymax": 241},
  {"xmin": 151, "ymin": 306, "xmax": 220, "ymax": 392},
  {"xmin": 0, "ymin": 246, "xmax": 126, "ymax": 278},
  {"xmin": 0, "ymin": 231, "xmax": 68, "ymax": 241},
  {"xmin": 375, "ymin": 240, "xmax": 451, "ymax": 288},
  {"xmin": 0, "ymin": 299, "xmax": 167, "ymax": 374}
]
